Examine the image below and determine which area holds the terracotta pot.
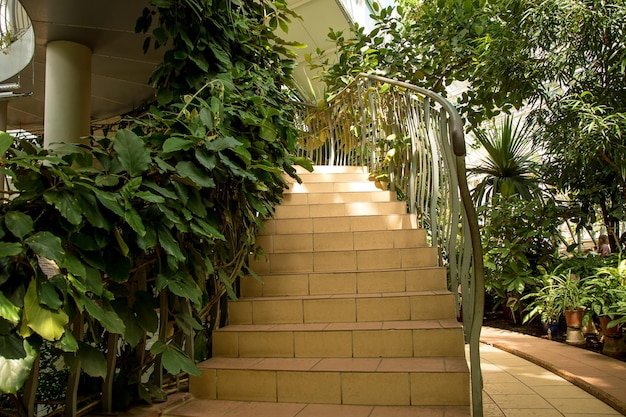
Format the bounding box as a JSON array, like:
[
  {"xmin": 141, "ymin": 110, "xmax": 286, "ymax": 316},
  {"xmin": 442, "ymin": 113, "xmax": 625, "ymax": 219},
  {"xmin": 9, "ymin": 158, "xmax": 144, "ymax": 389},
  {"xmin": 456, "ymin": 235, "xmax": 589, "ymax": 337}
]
[
  {"xmin": 564, "ymin": 309, "xmax": 584, "ymax": 329},
  {"xmin": 599, "ymin": 316, "xmax": 621, "ymax": 338}
]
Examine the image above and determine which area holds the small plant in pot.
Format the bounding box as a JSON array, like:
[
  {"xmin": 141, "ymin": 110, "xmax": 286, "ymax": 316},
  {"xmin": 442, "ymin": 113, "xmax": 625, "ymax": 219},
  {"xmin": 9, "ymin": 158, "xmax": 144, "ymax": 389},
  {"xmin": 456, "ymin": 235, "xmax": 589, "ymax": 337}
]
[
  {"xmin": 582, "ymin": 259, "xmax": 626, "ymax": 338},
  {"xmin": 522, "ymin": 271, "xmax": 562, "ymax": 339},
  {"xmin": 523, "ymin": 265, "xmax": 585, "ymax": 342}
]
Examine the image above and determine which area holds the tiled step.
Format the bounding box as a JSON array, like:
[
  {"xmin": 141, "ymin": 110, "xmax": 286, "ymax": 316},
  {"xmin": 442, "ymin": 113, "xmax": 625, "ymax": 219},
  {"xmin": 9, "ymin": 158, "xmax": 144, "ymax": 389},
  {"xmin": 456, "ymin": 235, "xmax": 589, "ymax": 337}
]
[
  {"xmin": 190, "ymin": 165, "xmax": 469, "ymax": 414},
  {"xmin": 212, "ymin": 320, "xmax": 465, "ymax": 358},
  {"xmin": 259, "ymin": 214, "xmax": 419, "ymax": 235},
  {"xmin": 274, "ymin": 201, "xmax": 407, "ymax": 218},
  {"xmin": 255, "ymin": 229, "xmax": 428, "ymax": 254},
  {"xmin": 248, "ymin": 247, "xmax": 439, "ymax": 274},
  {"xmin": 163, "ymin": 398, "xmax": 471, "ymax": 417},
  {"xmin": 285, "ymin": 172, "xmax": 372, "ymax": 184},
  {"xmin": 286, "ymin": 180, "xmax": 382, "ymax": 193},
  {"xmin": 240, "ymin": 267, "xmax": 447, "ymax": 297},
  {"xmin": 190, "ymin": 357, "xmax": 470, "ymax": 406},
  {"xmin": 282, "ymin": 190, "xmax": 397, "ymax": 205},
  {"xmin": 295, "ymin": 165, "xmax": 369, "ymax": 174},
  {"xmin": 228, "ymin": 291, "xmax": 457, "ymax": 325}
]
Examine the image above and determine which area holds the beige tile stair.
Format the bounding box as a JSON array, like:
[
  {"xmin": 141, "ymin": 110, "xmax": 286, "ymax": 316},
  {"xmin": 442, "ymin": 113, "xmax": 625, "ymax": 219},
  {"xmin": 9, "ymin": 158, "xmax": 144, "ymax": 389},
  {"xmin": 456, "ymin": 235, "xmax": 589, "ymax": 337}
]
[{"xmin": 188, "ymin": 165, "xmax": 470, "ymax": 414}]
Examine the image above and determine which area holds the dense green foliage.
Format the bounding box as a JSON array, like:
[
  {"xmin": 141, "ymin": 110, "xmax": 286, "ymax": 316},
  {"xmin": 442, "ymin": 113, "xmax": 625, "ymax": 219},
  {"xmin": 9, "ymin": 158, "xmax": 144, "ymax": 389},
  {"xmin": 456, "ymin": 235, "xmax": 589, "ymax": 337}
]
[
  {"xmin": 469, "ymin": 116, "xmax": 542, "ymax": 206},
  {"xmin": 309, "ymin": 0, "xmax": 626, "ymax": 245},
  {"xmin": 0, "ymin": 0, "xmax": 306, "ymax": 409},
  {"xmin": 480, "ymin": 195, "xmax": 565, "ymax": 318}
]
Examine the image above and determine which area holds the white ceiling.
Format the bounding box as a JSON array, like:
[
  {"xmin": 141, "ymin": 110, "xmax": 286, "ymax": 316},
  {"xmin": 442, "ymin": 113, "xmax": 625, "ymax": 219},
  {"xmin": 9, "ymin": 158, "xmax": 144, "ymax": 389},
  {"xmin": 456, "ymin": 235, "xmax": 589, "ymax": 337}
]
[{"xmin": 3, "ymin": 0, "xmax": 351, "ymax": 134}]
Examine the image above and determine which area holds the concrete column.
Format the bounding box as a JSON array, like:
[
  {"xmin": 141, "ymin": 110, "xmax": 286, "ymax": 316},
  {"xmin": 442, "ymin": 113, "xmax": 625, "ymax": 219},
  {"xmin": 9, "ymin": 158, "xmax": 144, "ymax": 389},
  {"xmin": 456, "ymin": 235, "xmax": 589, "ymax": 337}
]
[{"xmin": 43, "ymin": 40, "xmax": 92, "ymax": 149}]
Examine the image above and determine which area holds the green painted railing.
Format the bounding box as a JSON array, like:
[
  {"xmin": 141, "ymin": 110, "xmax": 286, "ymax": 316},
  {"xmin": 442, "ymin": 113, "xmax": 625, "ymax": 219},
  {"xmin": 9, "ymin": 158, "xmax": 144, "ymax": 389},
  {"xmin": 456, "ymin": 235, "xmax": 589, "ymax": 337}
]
[{"xmin": 295, "ymin": 73, "xmax": 485, "ymax": 416}]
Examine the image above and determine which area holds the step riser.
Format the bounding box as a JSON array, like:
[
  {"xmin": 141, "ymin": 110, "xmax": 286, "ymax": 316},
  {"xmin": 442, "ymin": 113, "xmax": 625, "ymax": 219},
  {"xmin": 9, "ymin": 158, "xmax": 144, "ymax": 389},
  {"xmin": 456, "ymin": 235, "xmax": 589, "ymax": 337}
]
[
  {"xmin": 287, "ymin": 182, "xmax": 383, "ymax": 193},
  {"xmin": 228, "ymin": 294, "xmax": 456, "ymax": 325},
  {"xmin": 260, "ymin": 214, "xmax": 419, "ymax": 236},
  {"xmin": 285, "ymin": 173, "xmax": 372, "ymax": 183},
  {"xmin": 274, "ymin": 202, "xmax": 407, "ymax": 219},
  {"xmin": 295, "ymin": 165, "xmax": 369, "ymax": 174},
  {"xmin": 213, "ymin": 328, "xmax": 465, "ymax": 358},
  {"xmin": 256, "ymin": 229, "xmax": 428, "ymax": 254},
  {"xmin": 240, "ymin": 268, "xmax": 447, "ymax": 297},
  {"xmin": 190, "ymin": 370, "xmax": 469, "ymax": 406},
  {"xmin": 249, "ymin": 248, "xmax": 438, "ymax": 274},
  {"xmin": 282, "ymin": 191, "xmax": 397, "ymax": 205}
]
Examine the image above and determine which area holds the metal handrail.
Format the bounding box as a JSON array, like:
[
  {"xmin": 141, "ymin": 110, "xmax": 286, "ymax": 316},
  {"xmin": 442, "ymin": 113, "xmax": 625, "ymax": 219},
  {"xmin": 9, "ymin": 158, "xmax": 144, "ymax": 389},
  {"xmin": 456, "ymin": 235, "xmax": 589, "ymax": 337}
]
[{"xmin": 295, "ymin": 73, "xmax": 485, "ymax": 416}]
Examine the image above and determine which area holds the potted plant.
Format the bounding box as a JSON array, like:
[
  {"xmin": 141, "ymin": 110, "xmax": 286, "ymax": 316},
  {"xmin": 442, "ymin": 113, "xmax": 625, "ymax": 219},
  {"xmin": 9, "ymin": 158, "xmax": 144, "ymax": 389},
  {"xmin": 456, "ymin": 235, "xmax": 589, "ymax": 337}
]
[
  {"xmin": 582, "ymin": 259, "xmax": 626, "ymax": 337},
  {"xmin": 522, "ymin": 271, "xmax": 562, "ymax": 338},
  {"xmin": 523, "ymin": 266, "xmax": 586, "ymax": 342}
]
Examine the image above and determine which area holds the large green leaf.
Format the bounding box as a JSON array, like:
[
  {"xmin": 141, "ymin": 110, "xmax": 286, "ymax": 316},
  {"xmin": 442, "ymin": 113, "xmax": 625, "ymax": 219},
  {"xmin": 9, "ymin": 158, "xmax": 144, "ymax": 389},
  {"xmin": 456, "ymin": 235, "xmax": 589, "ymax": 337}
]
[
  {"xmin": 75, "ymin": 190, "xmax": 111, "ymax": 230},
  {"xmin": 195, "ymin": 149, "xmax": 217, "ymax": 170},
  {"xmin": 0, "ymin": 131, "xmax": 14, "ymax": 156},
  {"xmin": 135, "ymin": 191, "xmax": 165, "ymax": 203},
  {"xmin": 0, "ymin": 293, "xmax": 20, "ymax": 323},
  {"xmin": 150, "ymin": 340, "xmax": 200, "ymax": 376},
  {"xmin": 124, "ymin": 207, "xmax": 147, "ymax": 236},
  {"xmin": 23, "ymin": 280, "xmax": 68, "ymax": 341},
  {"xmin": 93, "ymin": 190, "xmax": 125, "ymax": 217},
  {"xmin": 38, "ymin": 281, "xmax": 63, "ymax": 309},
  {"xmin": 5, "ymin": 212, "xmax": 33, "ymax": 240},
  {"xmin": 0, "ymin": 338, "xmax": 37, "ymax": 394},
  {"xmin": 175, "ymin": 161, "xmax": 216, "ymax": 188},
  {"xmin": 25, "ymin": 232, "xmax": 65, "ymax": 262},
  {"xmin": 155, "ymin": 273, "xmax": 201, "ymax": 306},
  {"xmin": 0, "ymin": 333, "xmax": 26, "ymax": 359},
  {"xmin": 156, "ymin": 225, "xmax": 185, "ymax": 261},
  {"xmin": 0, "ymin": 242, "xmax": 23, "ymax": 257},
  {"xmin": 113, "ymin": 130, "xmax": 152, "ymax": 177},
  {"xmin": 58, "ymin": 252, "xmax": 88, "ymax": 281},
  {"xmin": 77, "ymin": 343, "xmax": 107, "ymax": 378},
  {"xmin": 75, "ymin": 293, "xmax": 125, "ymax": 335},
  {"xmin": 192, "ymin": 218, "xmax": 225, "ymax": 241},
  {"xmin": 43, "ymin": 191, "xmax": 83, "ymax": 225},
  {"xmin": 163, "ymin": 137, "xmax": 195, "ymax": 153},
  {"xmin": 206, "ymin": 136, "xmax": 242, "ymax": 152},
  {"xmin": 121, "ymin": 177, "xmax": 143, "ymax": 200},
  {"xmin": 143, "ymin": 181, "xmax": 178, "ymax": 200},
  {"xmin": 55, "ymin": 331, "xmax": 78, "ymax": 352}
]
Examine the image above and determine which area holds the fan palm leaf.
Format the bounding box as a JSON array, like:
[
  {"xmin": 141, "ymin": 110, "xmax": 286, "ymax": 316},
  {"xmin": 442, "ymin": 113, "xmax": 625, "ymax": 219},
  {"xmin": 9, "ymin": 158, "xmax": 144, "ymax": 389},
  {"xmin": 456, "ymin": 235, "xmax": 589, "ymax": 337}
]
[{"xmin": 470, "ymin": 116, "xmax": 542, "ymax": 206}]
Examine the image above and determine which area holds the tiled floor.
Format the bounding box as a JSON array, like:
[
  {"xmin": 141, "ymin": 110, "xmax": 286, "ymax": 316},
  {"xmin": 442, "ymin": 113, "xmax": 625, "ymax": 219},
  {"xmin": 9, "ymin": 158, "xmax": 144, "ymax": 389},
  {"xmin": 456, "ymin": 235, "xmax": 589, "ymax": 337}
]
[
  {"xmin": 481, "ymin": 326, "xmax": 626, "ymax": 416},
  {"xmin": 479, "ymin": 344, "xmax": 622, "ymax": 417}
]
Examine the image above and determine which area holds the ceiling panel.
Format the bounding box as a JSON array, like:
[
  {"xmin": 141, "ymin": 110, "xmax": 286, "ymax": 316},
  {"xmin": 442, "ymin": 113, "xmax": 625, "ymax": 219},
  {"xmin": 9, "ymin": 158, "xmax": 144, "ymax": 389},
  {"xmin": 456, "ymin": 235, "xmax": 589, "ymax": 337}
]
[{"xmin": 4, "ymin": 0, "xmax": 351, "ymax": 132}]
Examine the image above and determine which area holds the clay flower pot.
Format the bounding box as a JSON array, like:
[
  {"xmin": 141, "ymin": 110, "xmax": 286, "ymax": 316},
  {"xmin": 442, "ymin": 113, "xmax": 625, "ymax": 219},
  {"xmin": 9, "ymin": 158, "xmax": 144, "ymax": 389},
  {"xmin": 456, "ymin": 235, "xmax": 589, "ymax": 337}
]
[
  {"xmin": 564, "ymin": 309, "xmax": 584, "ymax": 329},
  {"xmin": 599, "ymin": 316, "xmax": 621, "ymax": 338}
]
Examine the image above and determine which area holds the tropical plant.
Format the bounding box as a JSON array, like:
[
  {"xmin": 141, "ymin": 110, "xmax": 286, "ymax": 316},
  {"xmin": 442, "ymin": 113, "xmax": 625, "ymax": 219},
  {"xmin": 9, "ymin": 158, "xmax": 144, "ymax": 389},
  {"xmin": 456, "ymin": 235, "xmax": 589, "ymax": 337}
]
[
  {"xmin": 0, "ymin": 0, "xmax": 308, "ymax": 411},
  {"xmin": 522, "ymin": 265, "xmax": 585, "ymax": 324},
  {"xmin": 469, "ymin": 116, "xmax": 542, "ymax": 207},
  {"xmin": 582, "ymin": 258, "xmax": 626, "ymax": 324},
  {"xmin": 481, "ymin": 195, "xmax": 564, "ymax": 320}
]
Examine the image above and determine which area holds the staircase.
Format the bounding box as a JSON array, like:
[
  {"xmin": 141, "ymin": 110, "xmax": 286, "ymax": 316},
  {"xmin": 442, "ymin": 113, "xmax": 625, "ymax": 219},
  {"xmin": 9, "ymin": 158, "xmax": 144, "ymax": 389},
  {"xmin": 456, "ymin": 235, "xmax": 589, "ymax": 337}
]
[{"xmin": 180, "ymin": 166, "xmax": 470, "ymax": 416}]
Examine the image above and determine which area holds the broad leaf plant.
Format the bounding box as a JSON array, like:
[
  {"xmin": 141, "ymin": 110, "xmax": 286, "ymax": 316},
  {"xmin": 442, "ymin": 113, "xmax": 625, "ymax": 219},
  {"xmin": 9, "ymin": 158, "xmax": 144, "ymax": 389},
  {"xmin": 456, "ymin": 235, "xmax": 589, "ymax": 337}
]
[{"xmin": 0, "ymin": 0, "xmax": 310, "ymax": 408}]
